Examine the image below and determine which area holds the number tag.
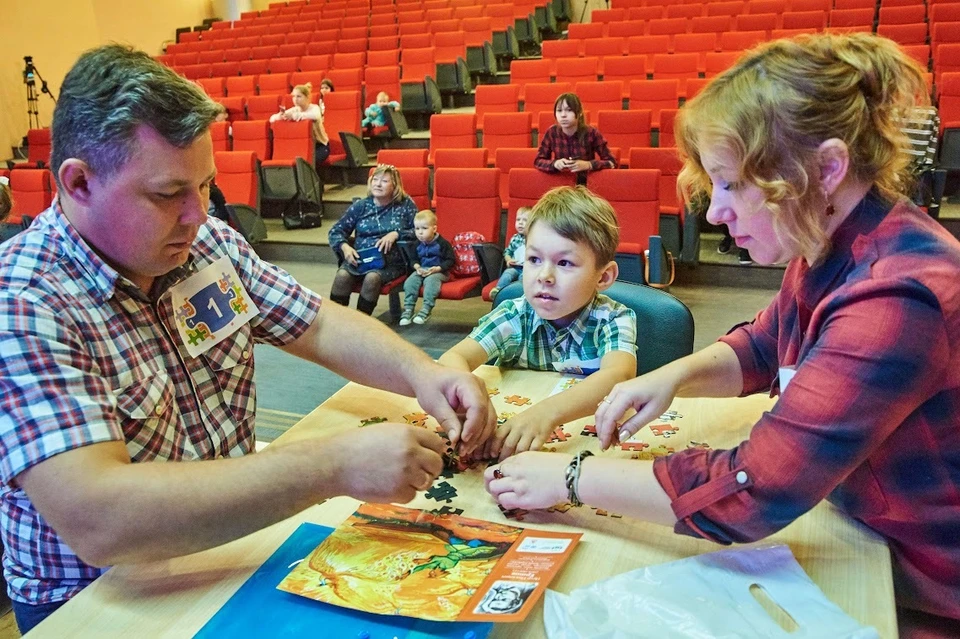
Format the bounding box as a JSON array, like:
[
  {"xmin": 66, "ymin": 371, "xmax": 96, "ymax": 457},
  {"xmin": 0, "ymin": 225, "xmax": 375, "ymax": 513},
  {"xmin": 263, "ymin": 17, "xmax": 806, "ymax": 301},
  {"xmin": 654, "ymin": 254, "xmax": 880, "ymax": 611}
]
[{"xmin": 170, "ymin": 256, "xmax": 260, "ymax": 358}]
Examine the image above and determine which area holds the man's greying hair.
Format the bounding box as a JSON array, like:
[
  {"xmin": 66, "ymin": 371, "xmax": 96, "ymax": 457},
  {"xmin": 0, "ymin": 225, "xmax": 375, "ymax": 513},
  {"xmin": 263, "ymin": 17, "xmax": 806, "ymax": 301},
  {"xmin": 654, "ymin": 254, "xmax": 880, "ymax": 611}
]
[{"xmin": 51, "ymin": 44, "xmax": 221, "ymax": 189}]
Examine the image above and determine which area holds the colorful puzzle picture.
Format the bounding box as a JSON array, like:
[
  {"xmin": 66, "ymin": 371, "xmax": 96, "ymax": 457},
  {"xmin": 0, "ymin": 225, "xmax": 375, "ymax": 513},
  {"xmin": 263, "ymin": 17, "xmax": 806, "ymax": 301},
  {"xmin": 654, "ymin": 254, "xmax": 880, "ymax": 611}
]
[{"xmin": 277, "ymin": 503, "xmax": 580, "ymax": 623}]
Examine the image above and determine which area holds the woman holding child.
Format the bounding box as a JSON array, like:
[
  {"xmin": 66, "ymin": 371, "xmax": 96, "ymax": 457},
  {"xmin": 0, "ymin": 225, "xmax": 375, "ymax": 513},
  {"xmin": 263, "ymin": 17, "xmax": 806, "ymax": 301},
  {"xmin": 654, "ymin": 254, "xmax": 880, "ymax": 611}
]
[
  {"xmin": 486, "ymin": 33, "xmax": 960, "ymax": 634},
  {"xmin": 328, "ymin": 164, "xmax": 417, "ymax": 315}
]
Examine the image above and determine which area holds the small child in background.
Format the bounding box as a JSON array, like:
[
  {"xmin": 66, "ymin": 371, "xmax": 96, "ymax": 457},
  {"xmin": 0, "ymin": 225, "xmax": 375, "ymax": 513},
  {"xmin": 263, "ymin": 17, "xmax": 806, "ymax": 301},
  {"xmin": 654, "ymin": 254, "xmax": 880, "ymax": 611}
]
[
  {"xmin": 319, "ymin": 78, "xmax": 334, "ymax": 114},
  {"xmin": 362, "ymin": 92, "xmax": 401, "ymax": 136},
  {"xmin": 401, "ymin": 210, "xmax": 455, "ymax": 326},
  {"xmin": 440, "ymin": 186, "xmax": 638, "ymax": 460},
  {"xmin": 0, "ymin": 177, "xmax": 12, "ymax": 223},
  {"xmin": 490, "ymin": 206, "xmax": 531, "ymax": 301}
]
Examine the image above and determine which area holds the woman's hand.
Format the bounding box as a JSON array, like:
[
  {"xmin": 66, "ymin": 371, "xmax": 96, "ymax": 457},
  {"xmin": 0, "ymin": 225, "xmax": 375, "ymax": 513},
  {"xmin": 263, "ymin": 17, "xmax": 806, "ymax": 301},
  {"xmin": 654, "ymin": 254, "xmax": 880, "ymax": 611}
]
[
  {"xmin": 484, "ymin": 452, "xmax": 569, "ymax": 510},
  {"xmin": 340, "ymin": 243, "xmax": 359, "ymax": 266},
  {"xmin": 376, "ymin": 231, "xmax": 399, "ymax": 253},
  {"xmin": 595, "ymin": 368, "xmax": 680, "ymax": 451}
]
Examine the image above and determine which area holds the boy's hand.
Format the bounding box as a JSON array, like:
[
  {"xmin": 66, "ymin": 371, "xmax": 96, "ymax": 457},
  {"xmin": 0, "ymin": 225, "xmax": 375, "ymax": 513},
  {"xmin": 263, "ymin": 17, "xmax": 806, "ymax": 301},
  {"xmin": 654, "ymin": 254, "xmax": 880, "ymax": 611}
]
[{"xmin": 484, "ymin": 409, "xmax": 555, "ymax": 461}]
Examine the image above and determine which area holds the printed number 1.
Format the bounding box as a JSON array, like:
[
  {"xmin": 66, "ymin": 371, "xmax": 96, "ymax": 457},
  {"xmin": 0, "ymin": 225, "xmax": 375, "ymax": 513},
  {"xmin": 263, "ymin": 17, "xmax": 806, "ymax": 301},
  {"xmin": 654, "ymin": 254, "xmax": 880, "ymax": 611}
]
[{"xmin": 208, "ymin": 297, "xmax": 223, "ymax": 319}]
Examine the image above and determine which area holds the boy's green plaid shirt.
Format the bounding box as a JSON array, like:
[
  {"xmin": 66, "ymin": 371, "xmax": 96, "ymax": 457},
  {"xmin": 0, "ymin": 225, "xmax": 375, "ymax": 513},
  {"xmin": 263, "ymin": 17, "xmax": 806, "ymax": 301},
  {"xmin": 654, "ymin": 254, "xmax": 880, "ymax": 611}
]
[{"xmin": 468, "ymin": 294, "xmax": 637, "ymax": 374}]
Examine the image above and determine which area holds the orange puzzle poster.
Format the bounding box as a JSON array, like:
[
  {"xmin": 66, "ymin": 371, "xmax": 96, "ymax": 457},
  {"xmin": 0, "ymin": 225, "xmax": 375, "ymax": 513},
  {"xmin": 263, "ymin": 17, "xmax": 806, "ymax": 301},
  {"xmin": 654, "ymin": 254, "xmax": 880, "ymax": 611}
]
[{"xmin": 277, "ymin": 503, "xmax": 580, "ymax": 623}]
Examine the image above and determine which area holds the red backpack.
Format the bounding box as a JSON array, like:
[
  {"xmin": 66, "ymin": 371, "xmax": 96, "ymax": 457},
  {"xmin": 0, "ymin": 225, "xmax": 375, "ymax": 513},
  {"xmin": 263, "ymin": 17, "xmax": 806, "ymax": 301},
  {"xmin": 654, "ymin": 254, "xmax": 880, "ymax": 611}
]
[{"xmin": 451, "ymin": 231, "xmax": 486, "ymax": 277}]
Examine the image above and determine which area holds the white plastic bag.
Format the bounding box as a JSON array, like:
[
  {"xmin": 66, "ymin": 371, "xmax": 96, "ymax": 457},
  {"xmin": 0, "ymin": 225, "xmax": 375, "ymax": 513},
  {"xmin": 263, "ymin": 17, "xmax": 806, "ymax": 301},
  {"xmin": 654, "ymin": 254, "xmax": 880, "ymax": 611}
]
[{"xmin": 544, "ymin": 545, "xmax": 878, "ymax": 639}]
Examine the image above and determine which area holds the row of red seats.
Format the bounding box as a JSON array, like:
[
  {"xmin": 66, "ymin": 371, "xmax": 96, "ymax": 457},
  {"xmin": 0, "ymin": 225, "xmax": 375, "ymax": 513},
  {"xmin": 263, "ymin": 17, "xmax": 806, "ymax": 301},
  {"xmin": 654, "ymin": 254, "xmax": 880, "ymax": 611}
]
[
  {"xmin": 475, "ymin": 85, "xmax": 683, "ymax": 129},
  {"xmin": 537, "ymin": 40, "xmax": 934, "ymax": 78},
  {"xmin": 168, "ymin": 20, "xmax": 496, "ymax": 55},
  {"xmin": 598, "ymin": 0, "xmax": 956, "ymax": 19},
  {"xmin": 1, "ymin": 169, "xmax": 53, "ymax": 225},
  {"xmin": 425, "ymin": 110, "xmax": 682, "ymax": 165},
  {"xmin": 610, "ymin": 0, "xmax": 954, "ymax": 8},
  {"xmin": 572, "ymin": 12, "xmax": 959, "ymax": 39},
  {"xmin": 163, "ymin": 29, "xmax": 480, "ymax": 68},
  {"xmin": 211, "ymin": 91, "xmax": 361, "ymax": 164}
]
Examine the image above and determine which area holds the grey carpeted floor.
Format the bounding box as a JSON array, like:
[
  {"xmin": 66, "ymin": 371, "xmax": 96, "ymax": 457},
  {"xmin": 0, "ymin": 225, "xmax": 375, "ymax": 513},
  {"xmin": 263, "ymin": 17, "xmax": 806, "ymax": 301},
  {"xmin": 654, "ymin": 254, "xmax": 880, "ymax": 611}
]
[{"xmin": 252, "ymin": 259, "xmax": 776, "ymax": 440}]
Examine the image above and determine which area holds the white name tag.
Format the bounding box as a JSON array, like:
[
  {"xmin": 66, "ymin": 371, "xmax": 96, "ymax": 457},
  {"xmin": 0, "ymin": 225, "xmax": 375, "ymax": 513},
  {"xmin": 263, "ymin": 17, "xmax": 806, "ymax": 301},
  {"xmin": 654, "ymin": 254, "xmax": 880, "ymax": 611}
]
[
  {"xmin": 171, "ymin": 256, "xmax": 259, "ymax": 358},
  {"xmin": 553, "ymin": 358, "xmax": 601, "ymax": 376},
  {"xmin": 779, "ymin": 366, "xmax": 797, "ymax": 393}
]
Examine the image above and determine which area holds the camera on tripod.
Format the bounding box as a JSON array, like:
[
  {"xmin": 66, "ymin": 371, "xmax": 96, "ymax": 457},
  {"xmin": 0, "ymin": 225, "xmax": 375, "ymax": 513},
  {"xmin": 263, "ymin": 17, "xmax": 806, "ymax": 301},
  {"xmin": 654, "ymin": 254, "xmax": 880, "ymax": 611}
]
[{"xmin": 23, "ymin": 56, "xmax": 36, "ymax": 87}]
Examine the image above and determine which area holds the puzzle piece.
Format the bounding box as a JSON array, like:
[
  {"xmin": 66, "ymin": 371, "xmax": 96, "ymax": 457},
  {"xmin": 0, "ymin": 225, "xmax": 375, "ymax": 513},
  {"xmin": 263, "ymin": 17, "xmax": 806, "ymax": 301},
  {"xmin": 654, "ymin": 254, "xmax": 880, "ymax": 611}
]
[
  {"xmin": 649, "ymin": 423, "xmax": 679, "ymax": 438},
  {"xmin": 186, "ymin": 325, "xmax": 211, "ymax": 346},
  {"xmin": 580, "ymin": 424, "xmax": 598, "ymax": 437},
  {"xmin": 688, "ymin": 440, "xmax": 712, "ymax": 450},
  {"xmin": 359, "ymin": 416, "xmax": 388, "ymax": 427},
  {"xmin": 547, "ymin": 427, "xmax": 571, "ymax": 443},
  {"xmin": 402, "ymin": 412, "xmax": 430, "ymax": 428},
  {"xmin": 631, "ymin": 445, "xmax": 675, "ymax": 460},
  {"xmin": 559, "ymin": 377, "xmax": 582, "ymax": 391},
  {"xmin": 428, "ymin": 506, "xmax": 464, "ymax": 517},
  {"xmin": 658, "ymin": 410, "xmax": 682, "ymax": 421},
  {"xmin": 425, "ymin": 481, "xmax": 458, "ymax": 503},
  {"xmin": 547, "ymin": 502, "xmax": 574, "ymax": 513},
  {"xmin": 503, "ymin": 394, "xmax": 531, "ymax": 406},
  {"xmin": 591, "ymin": 508, "xmax": 623, "ymax": 518},
  {"xmin": 174, "ymin": 300, "xmax": 195, "ymax": 326},
  {"xmin": 620, "ymin": 441, "xmax": 649, "ymax": 452},
  {"xmin": 487, "ymin": 387, "xmax": 500, "ymax": 397},
  {"xmin": 498, "ymin": 504, "xmax": 528, "ymax": 521},
  {"xmin": 496, "ymin": 412, "xmax": 517, "ymax": 426},
  {"xmin": 218, "ymin": 271, "xmax": 236, "ymax": 291},
  {"xmin": 229, "ymin": 285, "xmax": 249, "ymax": 314}
]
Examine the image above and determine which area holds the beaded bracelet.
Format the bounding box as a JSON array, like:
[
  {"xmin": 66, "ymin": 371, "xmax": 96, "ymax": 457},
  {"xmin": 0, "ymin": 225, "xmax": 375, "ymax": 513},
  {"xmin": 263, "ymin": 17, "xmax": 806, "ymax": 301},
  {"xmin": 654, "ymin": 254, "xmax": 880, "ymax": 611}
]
[{"xmin": 564, "ymin": 451, "xmax": 594, "ymax": 507}]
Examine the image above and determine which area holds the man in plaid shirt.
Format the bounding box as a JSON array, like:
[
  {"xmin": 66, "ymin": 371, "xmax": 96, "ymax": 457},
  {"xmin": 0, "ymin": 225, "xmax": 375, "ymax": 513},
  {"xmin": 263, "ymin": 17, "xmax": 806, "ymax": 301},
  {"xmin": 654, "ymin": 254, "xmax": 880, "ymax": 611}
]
[
  {"xmin": 0, "ymin": 45, "xmax": 494, "ymax": 633},
  {"xmin": 441, "ymin": 187, "xmax": 637, "ymax": 461}
]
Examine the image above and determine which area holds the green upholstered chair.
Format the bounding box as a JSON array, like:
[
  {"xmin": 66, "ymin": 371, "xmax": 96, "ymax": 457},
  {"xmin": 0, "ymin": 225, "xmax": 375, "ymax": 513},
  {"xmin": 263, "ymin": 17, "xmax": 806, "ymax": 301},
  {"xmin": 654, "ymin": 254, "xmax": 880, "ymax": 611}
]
[{"xmin": 493, "ymin": 280, "xmax": 695, "ymax": 376}]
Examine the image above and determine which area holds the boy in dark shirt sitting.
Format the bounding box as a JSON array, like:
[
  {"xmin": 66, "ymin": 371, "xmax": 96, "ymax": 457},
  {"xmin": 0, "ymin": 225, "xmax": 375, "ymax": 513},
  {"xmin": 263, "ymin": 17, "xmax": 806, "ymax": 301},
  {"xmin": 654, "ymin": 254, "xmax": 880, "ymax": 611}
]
[{"xmin": 401, "ymin": 210, "xmax": 455, "ymax": 325}]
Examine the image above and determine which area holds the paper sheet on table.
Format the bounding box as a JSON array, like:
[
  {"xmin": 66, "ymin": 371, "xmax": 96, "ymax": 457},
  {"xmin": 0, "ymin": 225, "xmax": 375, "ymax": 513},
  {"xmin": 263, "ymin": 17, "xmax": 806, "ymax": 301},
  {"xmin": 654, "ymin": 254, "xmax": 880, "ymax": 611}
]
[{"xmin": 544, "ymin": 544, "xmax": 879, "ymax": 638}]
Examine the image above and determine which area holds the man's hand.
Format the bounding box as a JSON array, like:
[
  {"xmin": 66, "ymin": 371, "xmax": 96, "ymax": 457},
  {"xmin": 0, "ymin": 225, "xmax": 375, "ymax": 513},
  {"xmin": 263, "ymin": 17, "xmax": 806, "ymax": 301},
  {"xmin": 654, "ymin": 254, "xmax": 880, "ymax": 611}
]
[
  {"xmin": 326, "ymin": 423, "xmax": 445, "ymax": 503},
  {"xmin": 341, "ymin": 243, "xmax": 360, "ymax": 266},
  {"xmin": 570, "ymin": 160, "xmax": 591, "ymax": 172},
  {"xmin": 482, "ymin": 408, "xmax": 554, "ymax": 461},
  {"xmin": 414, "ymin": 366, "xmax": 496, "ymax": 456}
]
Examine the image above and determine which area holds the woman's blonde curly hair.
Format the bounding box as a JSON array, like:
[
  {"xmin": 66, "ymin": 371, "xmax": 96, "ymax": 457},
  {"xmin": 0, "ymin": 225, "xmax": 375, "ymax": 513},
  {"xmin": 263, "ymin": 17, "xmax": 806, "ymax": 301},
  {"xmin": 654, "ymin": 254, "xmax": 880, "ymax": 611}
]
[{"xmin": 676, "ymin": 33, "xmax": 927, "ymax": 262}]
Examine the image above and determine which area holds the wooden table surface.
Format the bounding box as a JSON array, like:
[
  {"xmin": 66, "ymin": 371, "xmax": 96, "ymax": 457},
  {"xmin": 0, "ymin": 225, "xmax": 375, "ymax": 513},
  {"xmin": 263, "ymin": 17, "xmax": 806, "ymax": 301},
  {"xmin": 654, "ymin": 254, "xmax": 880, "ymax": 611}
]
[{"xmin": 31, "ymin": 366, "xmax": 897, "ymax": 638}]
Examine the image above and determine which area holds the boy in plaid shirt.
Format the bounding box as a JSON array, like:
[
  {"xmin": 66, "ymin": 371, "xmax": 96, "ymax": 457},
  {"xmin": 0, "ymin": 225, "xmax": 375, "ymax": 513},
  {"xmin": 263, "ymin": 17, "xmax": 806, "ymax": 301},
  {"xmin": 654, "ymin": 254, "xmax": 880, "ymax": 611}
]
[{"xmin": 440, "ymin": 187, "xmax": 637, "ymax": 460}]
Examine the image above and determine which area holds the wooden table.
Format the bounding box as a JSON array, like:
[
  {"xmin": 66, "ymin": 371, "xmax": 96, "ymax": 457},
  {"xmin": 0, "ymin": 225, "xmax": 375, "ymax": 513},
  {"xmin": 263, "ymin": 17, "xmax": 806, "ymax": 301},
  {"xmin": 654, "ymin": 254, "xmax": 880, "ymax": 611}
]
[{"xmin": 31, "ymin": 366, "xmax": 897, "ymax": 637}]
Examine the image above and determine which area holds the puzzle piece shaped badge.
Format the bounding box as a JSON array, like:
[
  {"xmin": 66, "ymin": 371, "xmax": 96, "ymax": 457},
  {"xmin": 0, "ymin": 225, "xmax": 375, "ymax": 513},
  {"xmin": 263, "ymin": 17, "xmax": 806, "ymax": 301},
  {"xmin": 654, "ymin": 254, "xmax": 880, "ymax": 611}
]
[{"xmin": 503, "ymin": 395, "xmax": 531, "ymax": 406}]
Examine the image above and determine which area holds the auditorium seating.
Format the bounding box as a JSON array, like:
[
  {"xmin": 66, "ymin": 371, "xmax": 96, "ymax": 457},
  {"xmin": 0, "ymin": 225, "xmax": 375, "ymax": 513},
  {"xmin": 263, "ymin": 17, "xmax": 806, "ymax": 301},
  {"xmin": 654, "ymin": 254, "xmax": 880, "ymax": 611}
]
[{"xmin": 433, "ymin": 167, "xmax": 501, "ymax": 299}]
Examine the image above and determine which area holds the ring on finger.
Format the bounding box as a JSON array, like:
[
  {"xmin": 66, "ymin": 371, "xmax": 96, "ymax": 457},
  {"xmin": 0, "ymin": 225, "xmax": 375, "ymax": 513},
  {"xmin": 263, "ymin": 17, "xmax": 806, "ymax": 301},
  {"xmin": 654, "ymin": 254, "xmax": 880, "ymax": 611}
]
[{"xmin": 493, "ymin": 467, "xmax": 504, "ymax": 480}]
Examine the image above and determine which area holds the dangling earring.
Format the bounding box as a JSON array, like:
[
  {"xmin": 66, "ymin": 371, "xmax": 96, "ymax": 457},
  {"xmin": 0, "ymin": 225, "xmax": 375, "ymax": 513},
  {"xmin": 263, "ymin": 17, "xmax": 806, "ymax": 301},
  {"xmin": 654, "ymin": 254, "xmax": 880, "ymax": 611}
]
[{"xmin": 825, "ymin": 202, "xmax": 836, "ymax": 216}]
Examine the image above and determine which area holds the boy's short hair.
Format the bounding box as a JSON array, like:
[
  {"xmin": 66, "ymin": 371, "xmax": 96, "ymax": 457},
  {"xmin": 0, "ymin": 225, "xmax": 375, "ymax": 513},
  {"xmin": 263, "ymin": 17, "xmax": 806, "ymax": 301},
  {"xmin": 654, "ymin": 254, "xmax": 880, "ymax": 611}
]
[
  {"xmin": 414, "ymin": 209, "xmax": 437, "ymax": 225},
  {"xmin": 516, "ymin": 206, "xmax": 532, "ymax": 217},
  {"xmin": 528, "ymin": 186, "xmax": 619, "ymax": 266},
  {"xmin": 377, "ymin": 91, "xmax": 390, "ymax": 101}
]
